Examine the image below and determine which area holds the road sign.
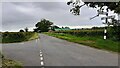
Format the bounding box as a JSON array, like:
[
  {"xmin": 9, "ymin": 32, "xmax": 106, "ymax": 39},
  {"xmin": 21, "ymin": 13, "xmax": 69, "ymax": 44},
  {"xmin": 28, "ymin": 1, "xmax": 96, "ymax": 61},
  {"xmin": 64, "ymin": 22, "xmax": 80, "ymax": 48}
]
[{"xmin": 101, "ymin": 15, "xmax": 115, "ymax": 20}]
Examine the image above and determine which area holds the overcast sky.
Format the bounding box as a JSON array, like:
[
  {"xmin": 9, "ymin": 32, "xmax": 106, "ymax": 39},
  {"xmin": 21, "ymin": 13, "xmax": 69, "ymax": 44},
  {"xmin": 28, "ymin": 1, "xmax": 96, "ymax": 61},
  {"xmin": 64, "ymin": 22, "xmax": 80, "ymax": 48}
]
[{"xmin": 1, "ymin": 2, "xmax": 117, "ymax": 32}]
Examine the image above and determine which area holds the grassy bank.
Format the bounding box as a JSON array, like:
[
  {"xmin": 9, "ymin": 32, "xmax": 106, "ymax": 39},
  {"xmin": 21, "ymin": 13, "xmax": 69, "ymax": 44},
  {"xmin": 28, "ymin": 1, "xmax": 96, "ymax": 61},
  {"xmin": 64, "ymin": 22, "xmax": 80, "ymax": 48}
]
[
  {"xmin": 44, "ymin": 32, "xmax": 119, "ymax": 53},
  {"xmin": 0, "ymin": 53, "xmax": 22, "ymax": 68},
  {"xmin": 0, "ymin": 32, "xmax": 39, "ymax": 43}
]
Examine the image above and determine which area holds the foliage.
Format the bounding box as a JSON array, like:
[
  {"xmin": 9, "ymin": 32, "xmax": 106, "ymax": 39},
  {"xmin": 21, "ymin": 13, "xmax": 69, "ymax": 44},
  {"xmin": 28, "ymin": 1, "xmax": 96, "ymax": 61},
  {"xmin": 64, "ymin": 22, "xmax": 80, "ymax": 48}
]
[
  {"xmin": 67, "ymin": 0, "xmax": 120, "ymax": 41},
  {"xmin": 35, "ymin": 19, "xmax": 53, "ymax": 32},
  {"xmin": 24, "ymin": 27, "xmax": 28, "ymax": 32},
  {"xmin": 54, "ymin": 28, "xmax": 119, "ymax": 41},
  {"xmin": 19, "ymin": 29, "xmax": 24, "ymax": 32},
  {"xmin": 67, "ymin": 0, "xmax": 120, "ymax": 26},
  {"xmin": 67, "ymin": 0, "xmax": 120, "ymax": 15},
  {"xmin": 54, "ymin": 29, "xmax": 104, "ymax": 37},
  {"xmin": 84, "ymin": 2, "xmax": 120, "ymax": 13},
  {"xmin": 107, "ymin": 26, "xmax": 120, "ymax": 41},
  {"xmin": 51, "ymin": 25, "xmax": 60, "ymax": 31},
  {"xmin": 1, "ymin": 32, "xmax": 39, "ymax": 43},
  {"xmin": 1, "ymin": 52, "xmax": 22, "ymax": 68}
]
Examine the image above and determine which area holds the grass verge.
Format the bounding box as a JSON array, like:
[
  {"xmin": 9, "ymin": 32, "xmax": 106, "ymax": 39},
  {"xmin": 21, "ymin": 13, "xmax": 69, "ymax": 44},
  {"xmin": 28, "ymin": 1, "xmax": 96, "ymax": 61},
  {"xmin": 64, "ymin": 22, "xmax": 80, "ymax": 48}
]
[
  {"xmin": 44, "ymin": 32, "xmax": 119, "ymax": 53},
  {"xmin": 0, "ymin": 53, "xmax": 22, "ymax": 68}
]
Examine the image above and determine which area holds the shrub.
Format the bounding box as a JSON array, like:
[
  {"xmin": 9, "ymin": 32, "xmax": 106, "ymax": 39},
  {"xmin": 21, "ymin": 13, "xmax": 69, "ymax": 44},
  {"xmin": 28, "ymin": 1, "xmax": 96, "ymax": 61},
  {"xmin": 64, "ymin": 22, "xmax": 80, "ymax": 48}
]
[{"xmin": 1, "ymin": 32, "xmax": 38, "ymax": 43}]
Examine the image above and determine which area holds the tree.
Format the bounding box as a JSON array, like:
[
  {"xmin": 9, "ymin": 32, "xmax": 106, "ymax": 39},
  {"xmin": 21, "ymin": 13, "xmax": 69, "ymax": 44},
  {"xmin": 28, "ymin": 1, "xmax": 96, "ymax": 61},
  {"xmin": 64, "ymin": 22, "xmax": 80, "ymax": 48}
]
[
  {"xmin": 53, "ymin": 25, "xmax": 60, "ymax": 29},
  {"xmin": 51, "ymin": 25, "xmax": 60, "ymax": 31},
  {"xmin": 35, "ymin": 19, "xmax": 53, "ymax": 32},
  {"xmin": 33, "ymin": 28, "xmax": 38, "ymax": 32},
  {"xmin": 19, "ymin": 29, "xmax": 24, "ymax": 32},
  {"xmin": 65, "ymin": 27, "xmax": 70, "ymax": 29},
  {"xmin": 25, "ymin": 27, "xmax": 28, "ymax": 32},
  {"xmin": 67, "ymin": 0, "xmax": 120, "ymax": 15},
  {"xmin": 67, "ymin": 0, "xmax": 120, "ymax": 41},
  {"xmin": 62, "ymin": 27, "xmax": 64, "ymax": 29}
]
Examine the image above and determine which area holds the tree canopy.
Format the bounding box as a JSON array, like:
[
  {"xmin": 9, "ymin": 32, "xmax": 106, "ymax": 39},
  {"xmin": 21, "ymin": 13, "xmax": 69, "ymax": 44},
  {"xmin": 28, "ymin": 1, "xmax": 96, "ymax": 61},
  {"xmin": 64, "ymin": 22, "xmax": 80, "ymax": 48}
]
[
  {"xmin": 19, "ymin": 29, "xmax": 24, "ymax": 32},
  {"xmin": 34, "ymin": 19, "xmax": 53, "ymax": 32},
  {"xmin": 67, "ymin": 0, "xmax": 120, "ymax": 15},
  {"xmin": 67, "ymin": 0, "xmax": 120, "ymax": 41}
]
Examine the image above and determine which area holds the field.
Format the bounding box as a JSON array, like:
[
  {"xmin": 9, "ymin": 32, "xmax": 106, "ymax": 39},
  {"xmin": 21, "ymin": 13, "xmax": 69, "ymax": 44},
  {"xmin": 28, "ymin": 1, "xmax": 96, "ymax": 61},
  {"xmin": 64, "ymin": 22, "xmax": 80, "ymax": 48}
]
[
  {"xmin": 44, "ymin": 29, "xmax": 119, "ymax": 53},
  {"xmin": 0, "ymin": 32, "xmax": 39, "ymax": 43}
]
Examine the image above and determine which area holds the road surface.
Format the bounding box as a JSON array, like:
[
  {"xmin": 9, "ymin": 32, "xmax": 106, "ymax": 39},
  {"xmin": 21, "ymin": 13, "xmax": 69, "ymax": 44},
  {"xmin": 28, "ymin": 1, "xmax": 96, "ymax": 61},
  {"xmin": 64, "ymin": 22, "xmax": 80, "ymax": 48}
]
[{"xmin": 2, "ymin": 34, "xmax": 118, "ymax": 66}]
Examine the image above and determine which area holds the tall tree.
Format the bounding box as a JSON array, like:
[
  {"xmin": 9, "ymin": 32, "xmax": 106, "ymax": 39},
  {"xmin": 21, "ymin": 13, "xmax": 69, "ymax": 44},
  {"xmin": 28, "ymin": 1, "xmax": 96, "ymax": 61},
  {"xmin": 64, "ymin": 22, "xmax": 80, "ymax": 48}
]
[
  {"xmin": 35, "ymin": 19, "xmax": 53, "ymax": 32},
  {"xmin": 25, "ymin": 27, "xmax": 28, "ymax": 32}
]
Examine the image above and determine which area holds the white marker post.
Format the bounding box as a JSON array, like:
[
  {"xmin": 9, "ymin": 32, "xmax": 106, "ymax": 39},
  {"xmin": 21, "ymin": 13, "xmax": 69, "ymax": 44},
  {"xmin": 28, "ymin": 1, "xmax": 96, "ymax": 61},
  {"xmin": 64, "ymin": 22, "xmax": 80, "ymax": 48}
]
[{"xmin": 104, "ymin": 28, "xmax": 107, "ymax": 40}]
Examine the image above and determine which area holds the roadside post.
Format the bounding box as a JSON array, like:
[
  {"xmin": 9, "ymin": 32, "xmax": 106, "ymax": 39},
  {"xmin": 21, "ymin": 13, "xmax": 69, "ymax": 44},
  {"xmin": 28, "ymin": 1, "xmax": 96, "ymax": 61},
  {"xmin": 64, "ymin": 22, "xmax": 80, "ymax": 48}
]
[
  {"xmin": 90, "ymin": 9, "xmax": 116, "ymax": 40},
  {"xmin": 101, "ymin": 15, "xmax": 115, "ymax": 40}
]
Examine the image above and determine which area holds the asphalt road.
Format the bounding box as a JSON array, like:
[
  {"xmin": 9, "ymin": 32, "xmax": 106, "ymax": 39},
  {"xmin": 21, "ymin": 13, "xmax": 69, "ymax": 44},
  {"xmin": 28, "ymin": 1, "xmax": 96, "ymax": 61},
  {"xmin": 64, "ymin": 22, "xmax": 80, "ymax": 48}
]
[{"xmin": 2, "ymin": 34, "xmax": 118, "ymax": 66}]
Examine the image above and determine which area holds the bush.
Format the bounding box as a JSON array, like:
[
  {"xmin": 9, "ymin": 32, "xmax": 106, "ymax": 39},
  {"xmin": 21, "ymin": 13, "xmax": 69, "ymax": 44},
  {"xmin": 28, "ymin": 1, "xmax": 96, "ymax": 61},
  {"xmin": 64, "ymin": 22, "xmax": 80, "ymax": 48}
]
[
  {"xmin": 107, "ymin": 26, "xmax": 120, "ymax": 41},
  {"xmin": 1, "ymin": 32, "xmax": 38, "ymax": 43}
]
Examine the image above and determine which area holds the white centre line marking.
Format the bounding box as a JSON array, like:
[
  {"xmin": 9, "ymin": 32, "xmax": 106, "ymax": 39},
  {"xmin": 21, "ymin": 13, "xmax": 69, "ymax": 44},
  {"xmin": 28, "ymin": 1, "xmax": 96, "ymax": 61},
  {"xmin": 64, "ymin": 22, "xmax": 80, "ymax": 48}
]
[
  {"xmin": 40, "ymin": 57, "xmax": 43, "ymax": 60},
  {"xmin": 40, "ymin": 52, "xmax": 42, "ymax": 54},
  {"xmin": 41, "ymin": 61, "xmax": 44, "ymax": 65},
  {"xmin": 39, "ymin": 50, "xmax": 45, "ymax": 66},
  {"xmin": 40, "ymin": 54, "xmax": 43, "ymax": 57}
]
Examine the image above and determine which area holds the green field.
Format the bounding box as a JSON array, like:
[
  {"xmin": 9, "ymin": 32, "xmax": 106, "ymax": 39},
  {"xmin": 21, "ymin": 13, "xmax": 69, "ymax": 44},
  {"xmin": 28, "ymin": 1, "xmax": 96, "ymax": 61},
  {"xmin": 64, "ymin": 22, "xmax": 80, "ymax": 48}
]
[
  {"xmin": 44, "ymin": 32, "xmax": 119, "ymax": 53},
  {"xmin": 0, "ymin": 32, "xmax": 39, "ymax": 43}
]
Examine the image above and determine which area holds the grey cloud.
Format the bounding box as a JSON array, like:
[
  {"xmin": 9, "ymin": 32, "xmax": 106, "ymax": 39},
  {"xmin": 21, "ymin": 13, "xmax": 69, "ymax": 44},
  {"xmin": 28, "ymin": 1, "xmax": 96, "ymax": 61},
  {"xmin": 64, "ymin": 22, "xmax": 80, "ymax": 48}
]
[
  {"xmin": 11, "ymin": 2, "xmax": 67, "ymax": 11},
  {"xmin": 2, "ymin": 2, "xmax": 102, "ymax": 32}
]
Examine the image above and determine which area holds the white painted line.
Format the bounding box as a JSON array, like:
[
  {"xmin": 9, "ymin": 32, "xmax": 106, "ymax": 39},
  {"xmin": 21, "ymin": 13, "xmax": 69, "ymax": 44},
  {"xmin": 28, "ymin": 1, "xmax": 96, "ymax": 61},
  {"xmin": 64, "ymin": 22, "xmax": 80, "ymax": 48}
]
[
  {"xmin": 40, "ymin": 54, "xmax": 43, "ymax": 57},
  {"xmin": 40, "ymin": 57, "xmax": 43, "ymax": 60},
  {"xmin": 41, "ymin": 61, "xmax": 44, "ymax": 65},
  {"xmin": 40, "ymin": 52, "xmax": 42, "ymax": 54}
]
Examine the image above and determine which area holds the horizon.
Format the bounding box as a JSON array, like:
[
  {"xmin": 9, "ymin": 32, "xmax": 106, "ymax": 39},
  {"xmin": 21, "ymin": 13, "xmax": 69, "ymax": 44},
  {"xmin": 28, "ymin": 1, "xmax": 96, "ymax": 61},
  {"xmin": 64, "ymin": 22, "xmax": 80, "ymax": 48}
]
[{"xmin": 0, "ymin": 25, "xmax": 106, "ymax": 32}]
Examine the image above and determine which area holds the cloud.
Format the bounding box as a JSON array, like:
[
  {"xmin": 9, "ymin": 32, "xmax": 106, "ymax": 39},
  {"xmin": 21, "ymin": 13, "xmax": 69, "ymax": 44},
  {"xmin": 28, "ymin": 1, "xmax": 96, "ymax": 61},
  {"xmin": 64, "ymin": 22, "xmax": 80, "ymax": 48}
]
[{"xmin": 2, "ymin": 2, "xmax": 103, "ymax": 32}]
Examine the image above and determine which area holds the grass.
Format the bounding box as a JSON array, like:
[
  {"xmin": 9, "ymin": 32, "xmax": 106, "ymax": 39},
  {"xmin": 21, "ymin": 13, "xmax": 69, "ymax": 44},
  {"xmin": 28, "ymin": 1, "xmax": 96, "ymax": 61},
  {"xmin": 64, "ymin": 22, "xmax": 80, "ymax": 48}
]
[
  {"xmin": 44, "ymin": 32, "xmax": 119, "ymax": 53},
  {"xmin": 1, "ymin": 32, "xmax": 39, "ymax": 43},
  {"xmin": 0, "ymin": 53, "xmax": 22, "ymax": 68},
  {"xmin": 2, "ymin": 58, "xmax": 22, "ymax": 68}
]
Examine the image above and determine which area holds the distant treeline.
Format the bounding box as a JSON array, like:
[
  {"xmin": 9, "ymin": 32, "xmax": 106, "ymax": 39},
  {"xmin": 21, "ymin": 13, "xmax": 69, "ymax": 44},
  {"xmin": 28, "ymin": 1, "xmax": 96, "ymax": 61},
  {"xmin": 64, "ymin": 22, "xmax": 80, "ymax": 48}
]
[{"xmin": 1, "ymin": 32, "xmax": 39, "ymax": 43}]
